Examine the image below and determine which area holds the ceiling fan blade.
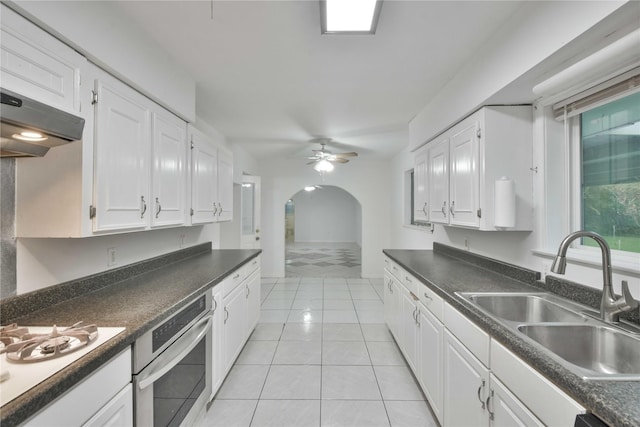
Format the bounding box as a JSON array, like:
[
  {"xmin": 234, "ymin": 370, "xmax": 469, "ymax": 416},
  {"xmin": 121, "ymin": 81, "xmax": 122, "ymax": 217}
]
[
  {"xmin": 306, "ymin": 160, "xmax": 319, "ymax": 165},
  {"xmin": 334, "ymin": 152, "xmax": 358, "ymax": 157},
  {"xmin": 331, "ymin": 158, "xmax": 349, "ymax": 164}
]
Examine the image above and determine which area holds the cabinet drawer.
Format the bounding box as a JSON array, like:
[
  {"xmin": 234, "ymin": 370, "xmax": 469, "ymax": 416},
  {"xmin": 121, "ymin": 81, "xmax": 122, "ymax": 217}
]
[
  {"xmin": 491, "ymin": 340, "xmax": 584, "ymax": 427},
  {"xmin": 444, "ymin": 303, "xmax": 490, "ymax": 366},
  {"xmin": 223, "ymin": 268, "xmax": 246, "ymax": 297},
  {"xmin": 245, "ymin": 256, "xmax": 261, "ymax": 277},
  {"xmin": 418, "ymin": 285, "xmax": 444, "ymax": 321},
  {"xmin": 25, "ymin": 348, "xmax": 131, "ymax": 426},
  {"xmin": 401, "ymin": 271, "xmax": 419, "ymax": 296},
  {"xmin": 386, "ymin": 258, "xmax": 403, "ymax": 281}
]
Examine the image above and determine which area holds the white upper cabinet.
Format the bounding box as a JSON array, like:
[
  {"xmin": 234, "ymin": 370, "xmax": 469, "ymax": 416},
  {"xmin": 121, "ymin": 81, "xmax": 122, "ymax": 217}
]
[
  {"xmin": 188, "ymin": 125, "xmax": 234, "ymax": 225},
  {"xmin": 413, "ymin": 146, "xmax": 429, "ymax": 223},
  {"xmin": 426, "ymin": 106, "xmax": 533, "ymax": 231},
  {"xmin": 0, "ymin": 4, "xmax": 84, "ymax": 114},
  {"xmin": 151, "ymin": 111, "xmax": 187, "ymax": 228},
  {"xmin": 427, "ymin": 136, "xmax": 450, "ymax": 224},
  {"xmin": 190, "ymin": 127, "xmax": 218, "ymax": 225},
  {"xmin": 217, "ymin": 148, "xmax": 234, "ymax": 222},
  {"xmin": 92, "ymin": 67, "xmax": 188, "ymax": 233},
  {"xmin": 93, "ymin": 72, "xmax": 151, "ymax": 232},
  {"xmin": 449, "ymin": 120, "xmax": 480, "ymax": 227}
]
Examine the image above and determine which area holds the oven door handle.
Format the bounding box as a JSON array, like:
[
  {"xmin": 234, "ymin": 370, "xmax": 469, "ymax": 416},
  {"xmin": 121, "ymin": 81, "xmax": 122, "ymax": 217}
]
[{"xmin": 137, "ymin": 315, "xmax": 212, "ymax": 390}]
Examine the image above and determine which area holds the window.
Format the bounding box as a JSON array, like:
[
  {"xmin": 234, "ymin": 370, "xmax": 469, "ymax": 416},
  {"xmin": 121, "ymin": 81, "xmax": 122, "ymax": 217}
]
[
  {"xmin": 403, "ymin": 168, "xmax": 429, "ymax": 228},
  {"xmin": 571, "ymin": 91, "xmax": 640, "ymax": 254}
]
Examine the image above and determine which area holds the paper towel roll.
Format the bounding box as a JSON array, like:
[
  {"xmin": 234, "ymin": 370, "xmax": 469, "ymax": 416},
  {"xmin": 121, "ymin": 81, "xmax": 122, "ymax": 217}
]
[{"xmin": 494, "ymin": 177, "xmax": 515, "ymax": 228}]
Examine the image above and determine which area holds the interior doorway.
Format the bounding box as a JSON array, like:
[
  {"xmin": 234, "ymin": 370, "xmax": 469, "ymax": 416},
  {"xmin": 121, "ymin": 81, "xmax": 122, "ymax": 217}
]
[
  {"xmin": 284, "ymin": 185, "xmax": 362, "ymax": 277},
  {"xmin": 240, "ymin": 175, "xmax": 261, "ymax": 249}
]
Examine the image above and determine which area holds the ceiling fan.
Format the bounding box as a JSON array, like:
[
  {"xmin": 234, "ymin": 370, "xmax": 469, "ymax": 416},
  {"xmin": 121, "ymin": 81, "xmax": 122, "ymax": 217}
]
[{"xmin": 306, "ymin": 139, "xmax": 358, "ymax": 172}]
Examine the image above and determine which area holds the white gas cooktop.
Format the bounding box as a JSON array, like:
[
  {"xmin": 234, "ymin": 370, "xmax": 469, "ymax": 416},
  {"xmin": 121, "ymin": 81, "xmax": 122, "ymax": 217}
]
[{"xmin": 0, "ymin": 326, "xmax": 126, "ymax": 407}]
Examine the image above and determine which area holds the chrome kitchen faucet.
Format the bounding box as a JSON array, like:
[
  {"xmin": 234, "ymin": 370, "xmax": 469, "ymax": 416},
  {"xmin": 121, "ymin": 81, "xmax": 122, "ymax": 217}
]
[{"xmin": 551, "ymin": 231, "xmax": 639, "ymax": 323}]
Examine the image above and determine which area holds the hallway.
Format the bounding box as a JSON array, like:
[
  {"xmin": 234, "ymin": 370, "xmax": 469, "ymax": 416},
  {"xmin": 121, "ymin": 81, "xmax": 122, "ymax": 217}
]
[
  {"xmin": 285, "ymin": 243, "xmax": 361, "ymax": 278},
  {"xmin": 202, "ymin": 275, "xmax": 437, "ymax": 427}
]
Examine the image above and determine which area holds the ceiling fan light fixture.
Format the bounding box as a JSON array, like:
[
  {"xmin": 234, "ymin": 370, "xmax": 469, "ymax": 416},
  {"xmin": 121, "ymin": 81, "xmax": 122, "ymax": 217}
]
[
  {"xmin": 320, "ymin": 0, "xmax": 382, "ymax": 35},
  {"xmin": 314, "ymin": 159, "xmax": 335, "ymax": 172}
]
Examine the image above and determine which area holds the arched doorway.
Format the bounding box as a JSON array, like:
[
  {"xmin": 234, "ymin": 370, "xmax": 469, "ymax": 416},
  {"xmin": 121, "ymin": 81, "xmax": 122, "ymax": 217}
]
[{"xmin": 284, "ymin": 185, "xmax": 362, "ymax": 278}]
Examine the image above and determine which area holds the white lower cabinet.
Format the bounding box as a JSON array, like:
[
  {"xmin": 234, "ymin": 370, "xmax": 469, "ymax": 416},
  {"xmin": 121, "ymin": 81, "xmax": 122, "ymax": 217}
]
[
  {"xmin": 400, "ymin": 287, "xmax": 419, "ymax": 372},
  {"xmin": 417, "ymin": 303, "xmax": 444, "ymax": 425},
  {"xmin": 210, "ymin": 285, "xmax": 225, "ymax": 398},
  {"xmin": 383, "ymin": 272, "xmax": 402, "ymax": 341},
  {"xmin": 83, "ymin": 384, "xmax": 133, "ymax": 427},
  {"xmin": 246, "ymin": 270, "xmax": 261, "ymax": 333},
  {"xmin": 222, "ymin": 280, "xmax": 248, "ymax": 374},
  {"xmin": 212, "ymin": 257, "xmax": 261, "ymax": 399},
  {"xmin": 383, "ymin": 257, "xmax": 584, "ymax": 427},
  {"xmin": 24, "ymin": 348, "xmax": 132, "ymax": 427},
  {"xmin": 443, "ymin": 329, "xmax": 490, "ymax": 427},
  {"xmin": 488, "ymin": 373, "xmax": 544, "ymax": 427}
]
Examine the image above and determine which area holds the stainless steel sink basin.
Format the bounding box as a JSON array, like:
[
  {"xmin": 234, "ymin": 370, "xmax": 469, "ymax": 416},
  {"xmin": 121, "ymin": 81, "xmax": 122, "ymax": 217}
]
[
  {"xmin": 465, "ymin": 293, "xmax": 587, "ymax": 323},
  {"xmin": 518, "ymin": 324, "xmax": 640, "ymax": 379},
  {"xmin": 456, "ymin": 291, "xmax": 640, "ymax": 380}
]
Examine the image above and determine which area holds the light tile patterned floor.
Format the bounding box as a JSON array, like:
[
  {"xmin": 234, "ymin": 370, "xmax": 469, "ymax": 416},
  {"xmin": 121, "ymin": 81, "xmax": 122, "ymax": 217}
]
[
  {"xmin": 285, "ymin": 242, "xmax": 361, "ymax": 278},
  {"xmin": 202, "ymin": 274, "xmax": 439, "ymax": 427}
]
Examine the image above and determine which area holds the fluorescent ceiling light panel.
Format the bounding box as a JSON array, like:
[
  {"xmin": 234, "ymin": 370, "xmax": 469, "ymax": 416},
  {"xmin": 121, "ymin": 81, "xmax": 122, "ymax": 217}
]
[{"xmin": 321, "ymin": 0, "xmax": 382, "ymax": 34}]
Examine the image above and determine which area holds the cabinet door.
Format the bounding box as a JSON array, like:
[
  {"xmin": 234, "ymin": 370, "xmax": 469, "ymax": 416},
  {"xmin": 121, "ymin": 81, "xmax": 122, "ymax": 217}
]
[
  {"xmin": 428, "ymin": 137, "xmax": 449, "ymax": 224},
  {"xmin": 0, "ymin": 4, "xmax": 83, "ymax": 113},
  {"xmin": 413, "ymin": 147, "xmax": 429, "ymax": 223},
  {"xmin": 93, "ymin": 76, "xmax": 150, "ymax": 232},
  {"xmin": 443, "ymin": 330, "xmax": 489, "ymax": 427},
  {"xmin": 449, "ymin": 121, "xmax": 479, "ymax": 227},
  {"xmin": 223, "ymin": 282, "xmax": 247, "ymax": 374},
  {"xmin": 151, "ymin": 111, "xmax": 187, "ymax": 228},
  {"xmin": 83, "ymin": 384, "xmax": 133, "ymax": 427},
  {"xmin": 383, "ymin": 274, "xmax": 395, "ymax": 336},
  {"xmin": 217, "ymin": 148, "xmax": 234, "ymax": 222},
  {"xmin": 211, "ymin": 286, "xmax": 225, "ymax": 397},
  {"xmin": 400, "ymin": 288, "xmax": 419, "ymax": 372},
  {"xmin": 489, "ymin": 374, "xmax": 543, "ymax": 427},
  {"xmin": 190, "ymin": 130, "xmax": 218, "ymax": 225},
  {"xmin": 385, "ymin": 275, "xmax": 402, "ymax": 342},
  {"xmin": 245, "ymin": 270, "xmax": 261, "ymax": 333},
  {"xmin": 418, "ymin": 305, "xmax": 444, "ymax": 425}
]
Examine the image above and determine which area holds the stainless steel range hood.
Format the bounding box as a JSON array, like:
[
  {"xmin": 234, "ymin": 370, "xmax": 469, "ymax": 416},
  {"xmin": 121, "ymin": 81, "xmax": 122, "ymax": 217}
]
[{"xmin": 1, "ymin": 88, "xmax": 85, "ymax": 157}]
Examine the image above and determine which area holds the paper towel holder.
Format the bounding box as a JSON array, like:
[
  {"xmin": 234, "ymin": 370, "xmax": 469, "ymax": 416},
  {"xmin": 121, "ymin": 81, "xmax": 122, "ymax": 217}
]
[{"xmin": 494, "ymin": 176, "xmax": 516, "ymax": 229}]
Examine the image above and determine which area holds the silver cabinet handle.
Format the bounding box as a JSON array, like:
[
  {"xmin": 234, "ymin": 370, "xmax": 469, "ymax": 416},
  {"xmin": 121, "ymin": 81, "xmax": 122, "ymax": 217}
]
[
  {"xmin": 423, "ymin": 292, "xmax": 432, "ymax": 301},
  {"xmin": 212, "ymin": 296, "xmax": 218, "ymax": 313},
  {"xmin": 477, "ymin": 379, "xmax": 486, "ymax": 409},
  {"xmin": 224, "ymin": 307, "xmax": 229, "ymax": 324},
  {"xmin": 486, "ymin": 390, "xmax": 495, "ymax": 420},
  {"xmin": 218, "ymin": 202, "xmax": 223, "ymax": 217},
  {"xmin": 140, "ymin": 196, "xmax": 147, "ymax": 219},
  {"xmin": 441, "ymin": 201, "xmax": 447, "ymax": 217},
  {"xmin": 450, "ymin": 201, "xmax": 455, "ymax": 216},
  {"xmin": 422, "ymin": 202, "xmax": 427, "ymax": 216},
  {"xmin": 155, "ymin": 197, "xmax": 162, "ymax": 218},
  {"xmin": 213, "ymin": 202, "xmax": 218, "ymax": 215}
]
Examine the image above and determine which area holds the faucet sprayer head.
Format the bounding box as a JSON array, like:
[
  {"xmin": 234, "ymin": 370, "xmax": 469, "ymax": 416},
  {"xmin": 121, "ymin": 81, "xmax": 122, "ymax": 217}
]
[{"xmin": 550, "ymin": 255, "xmax": 567, "ymax": 274}]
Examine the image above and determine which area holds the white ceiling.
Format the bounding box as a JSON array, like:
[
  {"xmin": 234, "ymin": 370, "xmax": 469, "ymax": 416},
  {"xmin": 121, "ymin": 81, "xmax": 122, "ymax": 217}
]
[{"xmin": 114, "ymin": 1, "xmax": 524, "ymax": 160}]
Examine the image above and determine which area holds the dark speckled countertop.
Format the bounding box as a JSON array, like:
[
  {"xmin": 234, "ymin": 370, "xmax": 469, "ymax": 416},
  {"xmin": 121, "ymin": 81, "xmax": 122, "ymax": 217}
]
[
  {"xmin": 384, "ymin": 245, "xmax": 640, "ymax": 427},
  {"xmin": 0, "ymin": 245, "xmax": 261, "ymax": 427}
]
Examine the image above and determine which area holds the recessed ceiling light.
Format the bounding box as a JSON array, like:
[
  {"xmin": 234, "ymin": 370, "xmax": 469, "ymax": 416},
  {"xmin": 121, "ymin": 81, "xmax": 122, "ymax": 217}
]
[{"xmin": 320, "ymin": 0, "xmax": 382, "ymax": 35}]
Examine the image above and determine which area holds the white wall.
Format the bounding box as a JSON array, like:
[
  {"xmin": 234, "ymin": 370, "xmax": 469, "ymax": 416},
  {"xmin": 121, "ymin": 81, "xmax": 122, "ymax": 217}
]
[
  {"xmin": 397, "ymin": 1, "xmax": 639, "ymax": 296},
  {"xmin": 291, "ymin": 186, "xmax": 360, "ymax": 243},
  {"xmin": 8, "ymin": 0, "xmax": 196, "ymax": 121},
  {"xmin": 16, "ymin": 225, "xmax": 218, "ymax": 293},
  {"xmin": 258, "ymin": 158, "xmax": 390, "ymax": 279},
  {"xmin": 409, "ymin": 1, "xmax": 627, "ymax": 151}
]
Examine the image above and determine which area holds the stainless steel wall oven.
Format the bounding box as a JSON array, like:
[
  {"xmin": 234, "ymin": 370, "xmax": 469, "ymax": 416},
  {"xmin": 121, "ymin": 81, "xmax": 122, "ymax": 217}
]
[{"xmin": 132, "ymin": 292, "xmax": 212, "ymax": 426}]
